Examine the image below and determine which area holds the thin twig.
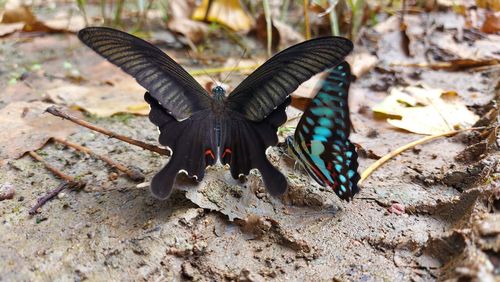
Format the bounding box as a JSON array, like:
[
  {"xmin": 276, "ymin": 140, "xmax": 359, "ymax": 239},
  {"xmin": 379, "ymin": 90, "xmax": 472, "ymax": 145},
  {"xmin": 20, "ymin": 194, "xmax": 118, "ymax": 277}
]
[
  {"xmin": 389, "ymin": 60, "xmax": 499, "ymax": 70},
  {"xmin": 28, "ymin": 151, "xmax": 86, "ymax": 215},
  {"xmin": 358, "ymin": 127, "xmax": 485, "ymax": 185},
  {"xmin": 52, "ymin": 137, "xmax": 145, "ymax": 181},
  {"xmin": 46, "ymin": 106, "xmax": 170, "ymax": 156},
  {"xmin": 28, "ymin": 181, "xmax": 84, "ymax": 215},
  {"xmin": 28, "ymin": 151, "xmax": 74, "ymax": 181}
]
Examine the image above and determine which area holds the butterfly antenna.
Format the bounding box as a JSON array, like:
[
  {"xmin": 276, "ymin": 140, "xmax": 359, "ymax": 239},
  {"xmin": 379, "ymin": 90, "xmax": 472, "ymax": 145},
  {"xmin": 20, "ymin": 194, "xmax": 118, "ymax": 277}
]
[
  {"xmin": 222, "ymin": 48, "xmax": 247, "ymax": 85},
  {"xmin": 186, "ymin": 50, "xmax": 219, "ymax": 88}
]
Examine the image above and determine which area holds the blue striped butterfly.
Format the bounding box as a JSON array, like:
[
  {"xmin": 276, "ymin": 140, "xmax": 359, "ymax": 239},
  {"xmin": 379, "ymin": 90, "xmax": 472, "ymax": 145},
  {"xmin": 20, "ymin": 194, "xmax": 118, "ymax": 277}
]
[
  {"xmin": 78, "ymin": 27, "xmax": 353, "ymax": 199},
  {"xmin": 287, "ymin": 62, "xmax": 360, "ymax": 201}
]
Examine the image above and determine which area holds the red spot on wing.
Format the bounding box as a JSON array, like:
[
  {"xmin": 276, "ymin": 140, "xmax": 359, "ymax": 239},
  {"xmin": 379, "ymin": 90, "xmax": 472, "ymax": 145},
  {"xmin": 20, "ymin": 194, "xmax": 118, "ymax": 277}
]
[
  {"xmin": 205, "ymin": 149, "xmax": 215, "ymax": 160},
  {"xmin": 221, "ymin": 148, "xmax": 232, "ymax": 158}
]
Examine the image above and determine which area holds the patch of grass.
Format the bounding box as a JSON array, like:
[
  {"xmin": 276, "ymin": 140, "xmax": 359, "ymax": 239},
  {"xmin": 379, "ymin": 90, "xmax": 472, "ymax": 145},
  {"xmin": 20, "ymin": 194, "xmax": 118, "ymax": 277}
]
[{"xmin": 86, "ymin": 112, "xmax": 136, "ymax": 125}]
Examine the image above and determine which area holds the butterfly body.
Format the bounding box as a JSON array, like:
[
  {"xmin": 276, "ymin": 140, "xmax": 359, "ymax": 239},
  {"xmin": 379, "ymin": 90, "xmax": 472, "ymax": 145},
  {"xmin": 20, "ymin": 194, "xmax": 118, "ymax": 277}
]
[
  {"xmin": 287, "ymin": 62, "xmax": 360, "ymax": 201},
  {"xmin": 78, "ymin": 27, "xmax": 353, "ymax": 199}
]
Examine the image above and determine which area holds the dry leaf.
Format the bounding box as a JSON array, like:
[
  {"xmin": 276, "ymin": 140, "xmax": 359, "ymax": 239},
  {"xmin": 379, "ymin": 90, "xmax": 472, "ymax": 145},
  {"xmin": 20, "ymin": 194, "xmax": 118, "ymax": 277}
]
[
  {"xmin": 476, "ymin": 0, "xmax": 500, "ymax": 11},
  {"xmin": 254, "ymin": 13, "xmax": 280, "ymax": 52},
  {"xmin": 0, "ymin": 4, "xmax": 84, "ymax": 34},
  {"xmin": 0, "ymin": 22, "xmax": 23, "ymax": 37},
  {"xmin": 0, "ymin": 5, "xmax": 36, "ymax": 24},
  {"xmin": 43, "ymin": 14, "xmax": 86, "ymax": 33},
  {"xmin": 166, "ymin": 0, "xmax": 209, "ymax": 44},
  {"xmin": 46, "ymin": 82, "xmax": 149, "ymax": 117},
  {"xmin": 373, "ymin": 86, "xmax": 479, "ymax": 135},
  {"xmin": 481, "ymin": 12, "xmax": 500, "ymax": 33},
  {"xmin": 346, "ymin": 52, "xmax": 378, "ymax": 78},
  {"xmin": 0, "ymin": 101, "xmax": 82, "ymax": 160},
  {"xmin": 272, "ymin": 19, "xmax": 305, "ymax": 46},
  {"xmin": 222, "ymin": 57, "xmax": 264, "ymax": 75},
  {"xmin": 192, "ymin": 0, "xmax": 254, "ymax": 32}
]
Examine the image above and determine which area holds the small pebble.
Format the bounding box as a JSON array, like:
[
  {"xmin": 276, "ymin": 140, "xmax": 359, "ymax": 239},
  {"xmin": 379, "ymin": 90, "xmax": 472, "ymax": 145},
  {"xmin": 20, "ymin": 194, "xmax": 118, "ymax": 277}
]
[
  {"xmin": 0, "ymin": 183, "xmax": 15, "ymax": 201},
  {"xmin": 387, "ymin": 203, "xmax": 405, "ymax": 215}
]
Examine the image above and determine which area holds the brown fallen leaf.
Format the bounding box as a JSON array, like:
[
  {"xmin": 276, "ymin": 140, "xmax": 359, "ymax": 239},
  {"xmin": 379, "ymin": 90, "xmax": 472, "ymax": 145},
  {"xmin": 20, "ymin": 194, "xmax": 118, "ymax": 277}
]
[
  {"xmin": 346, "ymin": 52, "xmax": 379, "ymax": 78},
  {"xmin": 0, "ymin": 101, "xmax": 82, "ymax": 160},
  {"xmin": 476, "ymin": 0, "xmax": 500, "ymax": 11},
  {"xmin": 254, "ymin": 13, "xmax": 280, "ymax": 53},
  {"xmin": 45, "ymin": 82, "xmax": 149, "ymax": 117},
  {"xmin": 274, "ymin": 19, "xmax": 305, "ymax": 46},
  {"xmin": 373, "ymin": 86, "xmax": 479, "ymax": 135},
  {"xmin": 192, "ymin": 0, "xmax": 255, "ymax": 32},
  {"xmin": 0, "ymin": 22, "xmax": 23, "ymax": 37},
  {"xmin": 0, "ymin": 3, "xmax": 84, "ymax": 34},
  {"xmin": 166, "ymin": 0, "xmax": 209, "ymax": 44},
  {"xmin": 0, "ymin": 5, "xmax": 36, "ymax": 24},
  {"xmin": 481, "ymin": 12, "xmax": 500, "ymax": 33}
]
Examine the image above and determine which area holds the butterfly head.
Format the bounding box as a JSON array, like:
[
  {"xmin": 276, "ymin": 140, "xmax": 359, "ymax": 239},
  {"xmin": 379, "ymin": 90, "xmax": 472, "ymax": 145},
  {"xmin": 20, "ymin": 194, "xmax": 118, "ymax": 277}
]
[{"xmin": 211, "ymin": 86, "xmax": 226, "ymax": 100}]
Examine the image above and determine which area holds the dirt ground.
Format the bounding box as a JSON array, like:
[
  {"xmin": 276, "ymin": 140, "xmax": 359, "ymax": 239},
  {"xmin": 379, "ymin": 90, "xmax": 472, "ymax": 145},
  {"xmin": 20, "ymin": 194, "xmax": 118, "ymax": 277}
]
[{"xmin": 1, "ymin": 4, "xmax": 499, "ymax": 282}]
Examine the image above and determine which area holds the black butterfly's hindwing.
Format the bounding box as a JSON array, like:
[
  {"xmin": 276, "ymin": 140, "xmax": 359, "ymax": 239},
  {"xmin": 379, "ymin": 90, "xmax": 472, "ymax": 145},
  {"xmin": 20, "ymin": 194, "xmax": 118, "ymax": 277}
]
[
  {"xmin": 288, "ymin": 62, "xmax": 360, "ymax": 201},
  {"xmin": 78, "ymin": 27, "xmax": 211, "ymax": 121},
  {"xmin": 226, "ymin": 36, "xmax": 353, "ymax": 122},
  {"xmin": 79, "ymin": 27, "xmax": 354, "ymax": 199},
  {"xmin": 220, "ymin": 98, "xmax": 291, "ymax": 195},
  {"xmin": 145, "ymin": 93, "xmax": 218, "ymax": 199}
]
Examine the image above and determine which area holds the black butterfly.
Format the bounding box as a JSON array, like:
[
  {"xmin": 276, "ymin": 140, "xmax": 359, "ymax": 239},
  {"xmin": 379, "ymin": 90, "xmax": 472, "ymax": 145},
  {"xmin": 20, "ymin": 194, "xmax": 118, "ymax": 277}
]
[{"xmin": 78, "ymin": 27, "xmax": 353, "ymax": 199}]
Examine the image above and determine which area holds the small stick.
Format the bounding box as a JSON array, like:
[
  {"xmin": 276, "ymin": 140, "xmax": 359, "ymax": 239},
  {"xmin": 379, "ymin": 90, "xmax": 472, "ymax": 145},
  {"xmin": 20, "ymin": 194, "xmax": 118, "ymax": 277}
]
[
  {"xmin": 46, "ymin": 106, "xmax": 170, "ymax": 156},
  {"xmin": 28, "ymin": 151, "xmax": 74, "ymax": 181},
  {"xmin": 52, "ymin": 137, "xmax": 145, "ymax": 182},
  {"xmin": 303, "ymin": 0, "xmax": 311, "ymax": 40},
  {"xmin": 28, "ymin": 151, "xmax": 85, "ymax": 215},
  {"xmin": 28, "ymin": 181, "xmax": 84, "ymax": 215},
  {"xmin": 358, "ymin": 127, "xmax": 485, "ymax": 185}
]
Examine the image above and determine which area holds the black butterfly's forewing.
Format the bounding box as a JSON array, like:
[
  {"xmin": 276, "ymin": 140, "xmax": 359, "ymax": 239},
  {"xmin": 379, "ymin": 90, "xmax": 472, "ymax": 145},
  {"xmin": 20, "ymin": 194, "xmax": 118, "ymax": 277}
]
[
  {"xmin": 225, "ymin": 36, "xmax": 353, "ymax": 122},
  {"xmin": 78, "ymin": 27, "xmax": 211, "ymax": 121},
  {"xmin": 290, "ymin": 62, "xmax": 360, "ymax": 201}
]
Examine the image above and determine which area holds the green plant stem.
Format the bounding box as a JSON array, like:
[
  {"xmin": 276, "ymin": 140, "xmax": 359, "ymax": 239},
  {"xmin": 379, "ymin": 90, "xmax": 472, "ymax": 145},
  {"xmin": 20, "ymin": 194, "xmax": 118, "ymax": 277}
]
[
  {"xmin": 328, "ymin": 0, "xmax": 339, "ymax": 36},
  {"xmin": 114, "ymin": 0, "xmax": 125, "ymax": 27},
  {"xmin": 76, "ymin": 0, "xmax": 89, "ymax": 26},
  {"xmin": 263, "ymin": 0, "xmax": 272, "ymax": 57},
  {"xmin": 280, "ymin": 0, "xmax": 290, "ymax": 21}
]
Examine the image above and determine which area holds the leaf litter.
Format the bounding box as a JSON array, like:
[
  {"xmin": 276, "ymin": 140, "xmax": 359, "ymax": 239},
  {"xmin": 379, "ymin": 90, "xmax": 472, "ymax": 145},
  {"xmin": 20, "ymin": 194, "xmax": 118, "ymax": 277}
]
[
  {"xmin": 0, "ymin": 101, "xmax": 82, "ymax": 160},
  {"xmin": 373, "ymin": 85, "xmax": 479, "ymax": 135}
]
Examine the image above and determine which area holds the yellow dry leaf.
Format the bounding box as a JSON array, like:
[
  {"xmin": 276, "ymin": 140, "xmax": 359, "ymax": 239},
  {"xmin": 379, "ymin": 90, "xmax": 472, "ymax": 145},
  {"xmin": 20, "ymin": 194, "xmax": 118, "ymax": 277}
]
[
  {"xmin": 476, "ymin": 0, "xmax": 500, "ymax": 11},
  {"xmin": 46, "ymin": 82, "xmax": 149, "ymax": 117},
  {"xmin": 192, "ymin": 0, "xmax": 254, "ymax": 32},
  {"xmin": 373, "ymin": 86, "xmax": 479, "ymax": 135}
]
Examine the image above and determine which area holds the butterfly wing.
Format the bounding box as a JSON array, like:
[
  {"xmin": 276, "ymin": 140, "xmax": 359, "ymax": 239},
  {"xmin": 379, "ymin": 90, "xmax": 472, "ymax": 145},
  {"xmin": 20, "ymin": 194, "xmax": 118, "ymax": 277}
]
[
  {"xmin": 145, "ymin": 93, "xmax": 218, "ymax": 199},
  {"xmin": 78, "ymin": 27, "xmax": 211, "ymax": 121},
  {"xmin": 290, "ymin": 62, "xmax": 360, "ymax": 201},
  {"xmin": 225, "ymin": 36, "xmax": 353, "ymax": 122},
  {"xmin": 219, "ymin": 98, "xmax": 291, "ymax": 196}
]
